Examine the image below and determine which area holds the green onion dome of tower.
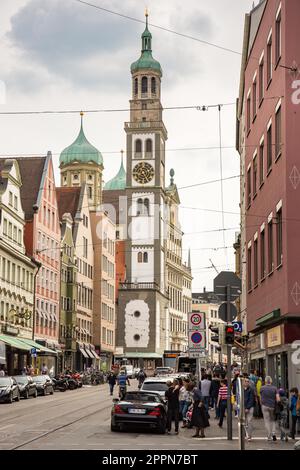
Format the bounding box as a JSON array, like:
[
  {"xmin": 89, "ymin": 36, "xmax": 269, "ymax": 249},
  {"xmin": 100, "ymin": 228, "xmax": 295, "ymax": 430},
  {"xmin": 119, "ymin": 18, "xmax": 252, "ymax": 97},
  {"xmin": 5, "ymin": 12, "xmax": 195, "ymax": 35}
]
[
  {"xmin": 59, "ymin": 112, "xmax": 103, "ymax": 167},
  {"xmin": 131, "ymin": 11, "xmax": 162, "ymax": 76},
  {"xmin": 104, "ymin": 152, "xmax": 126, "ymax": 190}
]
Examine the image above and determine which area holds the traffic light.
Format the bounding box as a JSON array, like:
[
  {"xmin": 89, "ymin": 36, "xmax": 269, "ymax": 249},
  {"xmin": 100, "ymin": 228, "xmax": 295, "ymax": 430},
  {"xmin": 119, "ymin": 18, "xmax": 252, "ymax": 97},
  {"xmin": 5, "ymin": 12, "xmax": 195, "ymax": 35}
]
[
  {"xmin": 209, "ymin": 325, "xmax": 225, "ymax": 345},
  {"xmin": 225, "ymin": 324, "xmax": 235, "ymax": 345}
]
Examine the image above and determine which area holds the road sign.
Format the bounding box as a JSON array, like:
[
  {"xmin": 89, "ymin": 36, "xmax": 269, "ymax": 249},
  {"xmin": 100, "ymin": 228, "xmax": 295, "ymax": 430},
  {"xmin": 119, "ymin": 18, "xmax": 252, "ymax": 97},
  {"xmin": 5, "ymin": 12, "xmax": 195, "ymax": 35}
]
[
  {"xmin": 30, "ymin": 347, "xmax": 37, "ymax": 356},
  {"xmin": 189, "ymin": 350, "xmax": 207, "ymax": 358},
  {"xmin": 188, "ymin": 311, "xmax": 205, "ymax": 330},
  {"xmin": 233, "ymin": 321, "xmax": 243, "ymax": 333},
  {"xmin": 188, "ymin": 330, "xmax": 206, "ymax": 350},
  {"xmin": 213, "ymin": 271, "xmax": 241, "ymax": 302},
  {"xmin": 218, "ymin": 302, "xmax": 237, "ymax": 322}
]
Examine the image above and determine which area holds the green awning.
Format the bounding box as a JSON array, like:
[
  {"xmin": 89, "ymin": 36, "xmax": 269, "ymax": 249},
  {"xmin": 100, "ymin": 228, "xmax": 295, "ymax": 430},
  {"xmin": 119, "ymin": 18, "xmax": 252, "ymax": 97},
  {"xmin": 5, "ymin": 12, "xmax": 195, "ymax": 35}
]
[
  {"xmin": 115, "ymin": 352, "xmax": 162, "ymax": 359},
  {"xmin": 256, "ymin": 308, "xmax": 280, "ymax": 326},
  {"xmin": 0, "ymin": 334, "xmax": 32, "ymax": 351},
  {"xmin": 17, "ymin": 338, "xmax": 57, "ymax": 355}
]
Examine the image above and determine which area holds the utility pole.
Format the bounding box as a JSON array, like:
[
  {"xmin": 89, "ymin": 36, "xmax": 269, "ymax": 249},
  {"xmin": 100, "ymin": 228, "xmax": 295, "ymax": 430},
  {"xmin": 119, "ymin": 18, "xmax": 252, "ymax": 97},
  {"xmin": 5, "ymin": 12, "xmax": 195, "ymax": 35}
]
[{"xmin": 226, "ymin": 284, "xmax": 233, "ymax": 440}]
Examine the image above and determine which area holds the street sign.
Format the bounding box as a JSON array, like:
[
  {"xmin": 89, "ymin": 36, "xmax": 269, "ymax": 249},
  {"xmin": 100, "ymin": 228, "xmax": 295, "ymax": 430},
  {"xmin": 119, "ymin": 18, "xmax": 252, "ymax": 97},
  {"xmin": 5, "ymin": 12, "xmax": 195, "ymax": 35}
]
[
  {"xmin": 189, "ymin": 350, "xmax": 207, "ymax": 358},
  {"xmin": 218, "ymin": 302, "xmax": 237, "ymax": 322},
  {"xmin": 188, "ymin": 330, "xmax": 206, "ymax": 350},
  {"xmin": 213, "ymin": 271, "xmax": 242, "ymax": 302},
  {"xmin": 188, "ymin": 311, "xmax": 205, "ymax": 330},
  {"xmin": 233, "ymin": 321, "xmax": 243, "ymax": 333},
  {"xmin": 30, "ymin": 347, "xmax": 37, "ymax": 356}
]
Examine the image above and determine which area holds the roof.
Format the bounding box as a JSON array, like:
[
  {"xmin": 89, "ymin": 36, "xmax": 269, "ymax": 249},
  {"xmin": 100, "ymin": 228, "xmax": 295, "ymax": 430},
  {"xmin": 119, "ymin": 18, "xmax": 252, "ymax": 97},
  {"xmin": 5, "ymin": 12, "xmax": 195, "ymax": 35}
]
[
  {"xmin": 59, "ymin": 115, "xmax": 103, "ymax": 167},
  {"xmin": 192, "ymin": 291, "xmax": 220, "ymax": 304},
  {"xmin": 16, "ymin": 156, "xmax": 47, "ymax": 220},
  {"xmin": 104, "ymin": 157, "xmax": 126, "ymax": 190},
  {"xmin": 56, "ymin": 187, "xmax": 81, "ymax": 221},
  {"xmin": 131, "ymin": 15, "xmax": 162, "ymax": 75}
]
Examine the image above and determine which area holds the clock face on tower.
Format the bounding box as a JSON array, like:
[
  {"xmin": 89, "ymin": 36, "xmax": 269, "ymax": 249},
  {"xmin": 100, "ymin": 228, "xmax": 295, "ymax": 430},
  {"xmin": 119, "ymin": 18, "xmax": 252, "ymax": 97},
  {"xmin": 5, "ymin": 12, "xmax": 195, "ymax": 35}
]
[{"xmin": 132, "ymin": 162, "xmax": 154, "ymax": 184}]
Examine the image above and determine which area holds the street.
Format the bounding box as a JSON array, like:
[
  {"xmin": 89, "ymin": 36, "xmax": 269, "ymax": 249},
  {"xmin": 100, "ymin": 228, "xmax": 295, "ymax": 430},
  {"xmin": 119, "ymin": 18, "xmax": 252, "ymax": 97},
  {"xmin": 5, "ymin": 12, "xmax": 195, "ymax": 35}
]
[{"xmin": 0, "ymin": 380, "xmax": 297, "ymax": 451}]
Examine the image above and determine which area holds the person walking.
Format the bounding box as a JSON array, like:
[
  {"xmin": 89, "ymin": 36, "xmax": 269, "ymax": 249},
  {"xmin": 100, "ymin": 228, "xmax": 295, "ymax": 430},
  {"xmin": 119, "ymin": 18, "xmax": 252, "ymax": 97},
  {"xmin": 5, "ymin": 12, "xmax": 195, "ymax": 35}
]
[
  {"xmin": 260, "ymin": 376, "xmax": 280, "ymax": 441},
  {"xmin": 41, "ymin": 363, "xmax": 48, "ymax": 375},
  {"xmin": 191, "ymin": 386, "xmax": 209, "ymax": 438},
  {"xmin": 181, "ymin": 381, "xmax": 194, "ymax": 428},
  {"xmin": 107, "ymin": 371, "xmax": 117, "ymax": 396},
  {"xmin": 277, "ymin": 389, "xmax": 289, "ymax": 441},
  {"xmin": 244, "ymin": 377, "xmax": 256, "ymax": 441},
  {"xmin": 289, "ymin": 387, "xmax": 300, "ymax": 440},
  {"xmin": 137, "ymin": 369, "xmax": 147, "ymax": 389},
  {"xmin": 217, "ymin": 379, "xmax": 229, "ymax": 428},
  {"xmin": 210, "ymin": 374, "xmax": 221, "ymax": 419},
  {"xmin": 165, "ymin": 379, "xmax": 180, "ymax": 435},
  {"xmin": 200, "ymin": 374, "xmax": 211, "ymax": 413}
]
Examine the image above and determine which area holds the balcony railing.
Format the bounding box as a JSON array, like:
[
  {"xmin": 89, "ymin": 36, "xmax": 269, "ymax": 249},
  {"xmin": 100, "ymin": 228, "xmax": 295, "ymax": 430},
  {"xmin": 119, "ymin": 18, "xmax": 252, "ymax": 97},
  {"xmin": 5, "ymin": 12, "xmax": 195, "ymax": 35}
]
[
  {"xmin": 119, "ymin": 281, "xmax": 160, "ymax": 290},
  {"xmin": 125, "ymin": 120, "xmax": 167, "ymax": 138}
]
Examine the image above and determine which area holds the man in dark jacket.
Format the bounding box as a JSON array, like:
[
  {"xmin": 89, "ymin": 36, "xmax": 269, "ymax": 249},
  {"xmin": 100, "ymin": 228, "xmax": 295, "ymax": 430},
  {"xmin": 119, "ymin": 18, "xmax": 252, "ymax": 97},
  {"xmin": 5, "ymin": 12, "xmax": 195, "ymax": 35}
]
[
  {"xmin": 165, "ymin": 379, "xmax": 180, "ymax": 434},
  {"xmin": 107, "ymin": 371, "xmax": 117, "ymax": 396},
  {"xmin": 210, "ymin": 374, "xmax": 221, "ymax": 418},
  {"xmin": 244, "ymin": 377, "xmax": 256, "ymax": 441}
]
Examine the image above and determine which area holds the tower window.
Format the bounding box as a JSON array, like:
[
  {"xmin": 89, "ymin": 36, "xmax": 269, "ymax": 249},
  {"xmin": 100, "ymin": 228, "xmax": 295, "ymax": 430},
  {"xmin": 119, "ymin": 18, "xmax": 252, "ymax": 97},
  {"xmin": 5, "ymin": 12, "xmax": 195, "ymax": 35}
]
[
  {"xmin": 134, "ymin": 334, "xmax": 140, "ymax": 341},
  {"xmin": 144, "ymin": 198, "xmax": 150, "ymax": 215},
  {"xmin": 151, "ymin": 77, "xmax": 156, "ymax": 94},
  {"xmin": 88, "ymin": 186, "xmax": 93, "ymax": 199},
  {"xmin": 73, "ymin": 174, "xmax": 78, "ymax": 180},
  {"xmin": 135, "ymin": 139, "xmax": 142, "ymax": 156},
  {"xmin": 143, "ymin": 252, "xmax": 148, "ymax": 263},
  {"xmin": 137, "ymin": 198, "xmax": 143, "ymax": 216},
  {"xmin": 134, "ymin": 78, "xmax": 138, "ymax": 96},
  {"xmin": 134, "ymin": 311, "xmax": 141, "ymax": 318},
  {"xmin": 137, "ymin": 252, "xmax": 143, "ymax": 263},
  {"xmin": 88, "ymin": 174, "xmax": 92, "ymax": 180},
  {"xmin": 142, "ymin": 103, "xmax": 147, "ymax": 110},
  {"xmin": 141, "ymin": 76, "xmax": 148, "ymax": 94},
  {"xmin": 145, "ymin": 139, "xmax": 152, "ymax": 156}
]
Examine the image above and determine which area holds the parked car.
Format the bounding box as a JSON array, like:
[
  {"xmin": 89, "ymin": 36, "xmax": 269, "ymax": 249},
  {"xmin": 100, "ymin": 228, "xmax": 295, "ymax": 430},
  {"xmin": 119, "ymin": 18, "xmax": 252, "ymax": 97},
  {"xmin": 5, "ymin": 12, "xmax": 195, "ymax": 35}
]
[
  {"xmin": 111, "ymin": 391, "xmax": 167, "ymax": 433},
  {"xmin": 0, "ymin": 376, "xmax": 20, "ymax": 403},
  {"xmin": 14, "ymin": 375, "xmax": 37, "ymax": 399},
  {"xmin": 32, "ymin": 375, "xmax": 54, "ymax": 396},
  {"xmin": 140, "ymin": 377, "xmax": 172, "ymax": 398},
  {"xmin": 154, "ymin": 367, "xmax": 174, "ymax": 376}
]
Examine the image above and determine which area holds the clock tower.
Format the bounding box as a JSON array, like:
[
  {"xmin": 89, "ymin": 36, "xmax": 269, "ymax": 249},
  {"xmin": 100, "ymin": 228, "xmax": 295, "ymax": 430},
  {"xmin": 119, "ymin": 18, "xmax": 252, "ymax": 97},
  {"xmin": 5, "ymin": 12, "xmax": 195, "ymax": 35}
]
[{"xmin": 116, "ymin": 12, "xmax": 169, "ymax": 365}]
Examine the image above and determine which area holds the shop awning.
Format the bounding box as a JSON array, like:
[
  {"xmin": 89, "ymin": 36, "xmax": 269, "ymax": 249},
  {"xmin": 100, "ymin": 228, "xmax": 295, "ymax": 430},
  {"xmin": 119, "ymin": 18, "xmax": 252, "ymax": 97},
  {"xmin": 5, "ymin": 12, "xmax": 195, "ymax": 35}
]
[
  {"xmin": 79, "ymin": 347, "xmax": 89, "ymax": 358},
  {"xmin": 84, "ymin": 347, "xmax": 95, "ymax": 359},
  {"xmin": 17, "ymin": 338, "xmax": 57, "ymax": 355},
  {"xmin": 114, "ymin": 352, "xmax": 162, "ymax": 359},
  {"xmin": 0, "ymin": 334, "xmax": 32, "ymax": 352}
]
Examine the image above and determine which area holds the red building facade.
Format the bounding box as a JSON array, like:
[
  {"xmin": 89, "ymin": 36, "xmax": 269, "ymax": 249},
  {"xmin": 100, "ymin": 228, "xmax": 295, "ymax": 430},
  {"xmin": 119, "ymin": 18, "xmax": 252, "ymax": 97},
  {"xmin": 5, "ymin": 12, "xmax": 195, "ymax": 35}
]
[{"xmin": 237, "ymin": 0, "xmax": 300, "ymax": 390}]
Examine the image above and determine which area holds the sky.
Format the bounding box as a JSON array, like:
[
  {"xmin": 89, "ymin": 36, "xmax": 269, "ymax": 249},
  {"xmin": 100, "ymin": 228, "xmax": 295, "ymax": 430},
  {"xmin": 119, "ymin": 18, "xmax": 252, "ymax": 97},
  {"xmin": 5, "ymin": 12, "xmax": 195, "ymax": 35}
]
[{"xmin": 0, "ymin": 0, "xmax": 255, "ymax": 292}]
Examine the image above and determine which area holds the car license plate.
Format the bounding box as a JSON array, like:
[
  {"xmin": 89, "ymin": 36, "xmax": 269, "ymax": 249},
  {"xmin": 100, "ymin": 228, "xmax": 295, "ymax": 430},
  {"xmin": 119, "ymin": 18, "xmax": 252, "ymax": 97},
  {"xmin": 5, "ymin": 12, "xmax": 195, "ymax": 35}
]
[{"xmin": 128, "ymin": 408, "xmax": 146, "ymax": 414}]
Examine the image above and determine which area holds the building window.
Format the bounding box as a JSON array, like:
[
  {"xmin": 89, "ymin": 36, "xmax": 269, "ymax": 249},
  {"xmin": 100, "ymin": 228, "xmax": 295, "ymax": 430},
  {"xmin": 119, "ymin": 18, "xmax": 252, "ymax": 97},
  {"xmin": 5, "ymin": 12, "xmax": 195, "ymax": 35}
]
[
  {"xmin": 247, "ymin": 167, "xmax": 251, "ymax": 207},
  {"xmin": 253, "ymin": 154, "xmax": 257, "ymax": 197},
  {"xmin": 137, "ymin": 252, "xmax": 143, "ymax": 263},
  {"xmin": 134, "ymin": 77, "xmax": 138, "ymax": 96},
  {"xmin": 276, "ymin": 207, "xmax": 283, "ymax": 266},
  {"xmin": 247, "ymin": 246, "xmax": 252, "ymax": 291},
  {"xmin": 252, "ymin": 79, "xmax": 257, "ymax": 119},
  {"xmin": 275, "ymin": 10, "xmax": 281, "ymax": 64},
  {"xmin": 14, "ymin": 195, "xmax": 18, "ymax": 210},
  {"xmin": 88, "ymin": 186, "xmax": 92, "ymax": 199},
  {"xmin": 143, "ymin": 252, "xmax": 148, "ymax": 263},
  {"xmin": 268, "ymin": 219, "xmax": 274, "ymax": 273},
  {"xmin": 246, "ymin": 93, "xmax": 251, "ymax": 133},
  {"xmin": 135, "ymin": 139, "xmax": 142, "ymax": 156},
  {"xmin": 145, "ymin": 138, "xmax": 153, "ymax": 156},
  {"xmin": 267, "ymin": 33, "xmax": 272, "ymax": 84},
  {"xmin": 134, "ymin": 311, "xmax": 140, "ymax": 318},
  {"xmin": 259, "ymin": 140, "xmax": 264, "ymax": 186},
  {"xmin": 9, "ymin": 191, "xmax": 13, "ymax": 206},
  {"xmin": 142, "ymin": 103, "xmax": 147, "ymax": 110},
  {"xmin": 144, "ymin": 198, "xmax": 149, "ymax": 215},
  {"xmin": 259, "ymin": 56, "xmax": 264, "ymax": 103},
  {"xmin": 134, "ymin": 334, "xmax": 140, "ymax": 341},
  {"xmin": 267, "ymin": 123, "xmax": 272, "ymax": 172},
  {"xmin": 260, "ymin": 229, "xmax": 265, "ymax": 280},
  {"xmin": 254, "ymin": 238, "xmax": 258, "ymax": 286},
  {"xmin": 137, "ymin": 198, "xmax": 143, "ymax": 216},
  {"xmin": 151, "ymin": 77, "xmax": 156, "ymax": 94},
  {"xmin": 83, "ymin": 236, "xmax": 88, "ymax": 258},
  {"xmin": 141, "ymin": 76, "xmax": 148, "ymax": 94},
  {"xmin": 275, "ymin": 105, "xmax": 281, "ymax": 159}
]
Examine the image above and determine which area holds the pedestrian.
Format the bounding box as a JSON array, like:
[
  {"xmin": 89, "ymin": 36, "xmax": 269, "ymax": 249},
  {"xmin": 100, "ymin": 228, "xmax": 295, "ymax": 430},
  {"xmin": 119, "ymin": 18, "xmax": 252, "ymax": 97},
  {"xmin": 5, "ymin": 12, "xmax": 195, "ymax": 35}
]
[
  {"xmin": 137, "ymin": 368, "xmax": 147, "ymax": 389},
  {"xmin": 289, "ymin": 387, "xmax": 300, "ymax": 440},
  {"xmin": 244, "ymin": 377, "xmax": 256, "ymax": 441},
  {"xmin": 107, "ymin": 371, "xmax": 117, "ymax": 396},
  {"xmin": 277, "ymin": 389, "xmax": 289, "ymax": 441},
  {"xmin": 41, "ymin": 363, "xmax": 48, "ymax": 374},
  {"xmin": 260, "ymin": 376, "xmax": 280, "ymax": 441},
  {"xmin": 217, "ymin": 379, "xmax": 229, "ymax": 428},
  {"xmin": 181, "ymin": 381, "xmax": 194, "ymax": 427},
  {"xmin": 210, "ymin": 374, "xmax": 221, "ymax": 418},
  {"xmin": 191, "ymin": 386, "xmax": 209, "ymax": 438},
  {"xmin": 165, "ymin": 379, "xmax": 180, "ymax": 435},
  {"xmin": 255, "ymin": 376, "xmax": 263, "ymax": 418},
  {"xmin": 200, "ymin": 374, "xmax": 211, "ymax": 413}
]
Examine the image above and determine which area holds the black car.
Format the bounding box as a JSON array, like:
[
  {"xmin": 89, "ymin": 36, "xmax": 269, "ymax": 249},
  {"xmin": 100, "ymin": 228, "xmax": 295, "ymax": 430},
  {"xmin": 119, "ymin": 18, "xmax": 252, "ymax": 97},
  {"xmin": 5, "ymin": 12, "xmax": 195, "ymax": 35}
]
[
  {"xmin": 111, "ymin": 391, "xmax": 167, "ymax": 433},
  {"xmin": 14, "ymin": 375, "xmax": 37, "ymax": 399},
  {"xmin": 32, "ymin": 375, "xmax": 54, "ymax": 396},
  {"xmin": 0, "ymin": 377, "xmax": 20, "ymax": 403}
]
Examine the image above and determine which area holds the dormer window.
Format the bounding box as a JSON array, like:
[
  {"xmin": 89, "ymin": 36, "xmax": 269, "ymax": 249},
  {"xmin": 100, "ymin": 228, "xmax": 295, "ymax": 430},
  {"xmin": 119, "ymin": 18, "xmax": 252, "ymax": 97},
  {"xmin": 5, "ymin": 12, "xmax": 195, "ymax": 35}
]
[{"xmin": 142, "ymin": 76, "xmax": 148, "ymax": 94}]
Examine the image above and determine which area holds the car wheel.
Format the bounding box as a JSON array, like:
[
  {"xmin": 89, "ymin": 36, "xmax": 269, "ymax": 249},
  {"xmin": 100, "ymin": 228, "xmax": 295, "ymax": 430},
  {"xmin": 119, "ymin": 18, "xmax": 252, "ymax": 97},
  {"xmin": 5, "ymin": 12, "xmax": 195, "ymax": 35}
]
[
  {"xmin": 43, "ymin": 388, "xmax": 46, "ymax": 396},
  {"xmin": 25, "ymin": 390, "xmax": 29, "ymax": 399},
  {"xmin": 15, "ymin": 392, "xmax": 20, "ymax": 402},
  {"xmin": 111, "ymin": 423, "xmax": 120, "ymax": 432},
  {"xmin": 50, "ymin": 387, "xmax": 54, "ymax": 395}
]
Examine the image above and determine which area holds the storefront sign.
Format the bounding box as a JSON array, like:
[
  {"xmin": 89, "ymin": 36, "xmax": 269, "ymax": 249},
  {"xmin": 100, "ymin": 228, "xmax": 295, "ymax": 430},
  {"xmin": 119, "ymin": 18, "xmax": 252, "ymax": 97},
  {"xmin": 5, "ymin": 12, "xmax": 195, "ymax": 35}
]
[
  {"xmin": 3, "ymin": 325, "xmax": 19, "ymax": 336},
  {"xmin": 267, "ymin": 326, "xmax": 282, "ymax": 348}
]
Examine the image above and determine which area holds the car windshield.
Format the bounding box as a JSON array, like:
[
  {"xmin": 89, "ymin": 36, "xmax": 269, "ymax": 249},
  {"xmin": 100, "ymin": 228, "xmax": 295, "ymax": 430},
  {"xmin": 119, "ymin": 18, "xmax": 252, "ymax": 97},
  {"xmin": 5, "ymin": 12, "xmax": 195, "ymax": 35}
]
[
  {"xmin": 0, "ymin": 377, "xmax": 11, "ymax": 386},
  {"xmin": 14, "ymin": 376, "xmax": 28, "ymax": 384},
  {"xmin": 142, "ymin": 382, "xmax": 168, "ymax": 391},
  {"xmin": 32, "ymin": 376, "xmax": 47, "ymax": 382},
  {"xmin": 124, "ymin": 393, "xmax": 160, "ymax": 403},
  {"xmin": 156, "ymin": 368, "xmax": 170, "ymax": 374}
]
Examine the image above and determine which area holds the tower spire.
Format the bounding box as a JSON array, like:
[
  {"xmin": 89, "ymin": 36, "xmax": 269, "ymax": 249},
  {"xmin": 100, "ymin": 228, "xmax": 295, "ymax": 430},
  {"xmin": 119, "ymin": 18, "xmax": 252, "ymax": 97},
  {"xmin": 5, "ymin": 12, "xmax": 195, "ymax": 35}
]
[
  {"xmin": 80, "ymin": 110, "xmax": 84, "ymax": 130},
  {"xmin": 142, "ymin": 8, "xmax": 152, "ymax": 52}
]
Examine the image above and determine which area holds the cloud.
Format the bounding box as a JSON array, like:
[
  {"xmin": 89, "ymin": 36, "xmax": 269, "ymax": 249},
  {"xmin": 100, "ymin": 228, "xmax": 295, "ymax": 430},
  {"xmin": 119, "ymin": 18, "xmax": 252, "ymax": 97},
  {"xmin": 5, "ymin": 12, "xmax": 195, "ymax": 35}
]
[{"xmin": 6, "ymin": 0, "xmax": 214, "ymax": 92}]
